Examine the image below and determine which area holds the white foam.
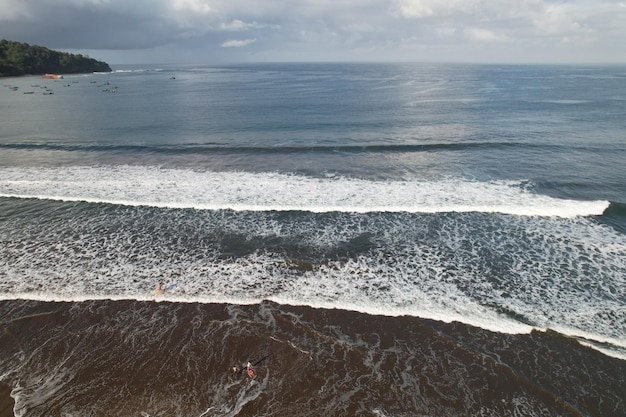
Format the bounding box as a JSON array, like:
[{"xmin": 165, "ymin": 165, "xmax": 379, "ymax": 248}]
[
  {"xmin": 541, "ymin": 100, "xmax": 590, "ymax": 105},
  {"xmin": 1, "ymin": 165, "xmax": 623, "ymax": 359},
  {"xmin": 2, "ymin": 226, "xmax": 624, "ymax": 345},
  {"xmin": 0, "ymin": 166, "xmax": 609, "ymax": 217}
]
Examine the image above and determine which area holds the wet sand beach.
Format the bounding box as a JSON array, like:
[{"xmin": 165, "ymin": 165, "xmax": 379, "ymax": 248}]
[
  {"xmin": 0, "ymin": 299, "xmax": 624, "ymax": 417},
  {"xmin": 0, "ymin": 382, "xmax": 14, "ymax": 417}
]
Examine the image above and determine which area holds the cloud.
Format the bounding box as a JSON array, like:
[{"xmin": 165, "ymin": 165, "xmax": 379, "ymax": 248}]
[
  {"xmin": 0, "ymin": 0, "xmax": 625, "ymax": 63},
  {"xmin": 220, "ymin": 19, "xmax": 271, "ymax": 31},
  {"xmin": 533, "ymin": 4, "xmax": 586, "ymax": 36},
  {"xmin": 171, "ymin": 0, "xmax": 212, "ymax": 14},
  {"xmin": 390, "ymin": 0, "xmax": 463, "ymax": 18},
  {"xmin": 464, "ymin": 27, "xmax": 508, "ymax": 43},
  {"xmin": 0, "ymin": 0, "xmax": 31, "ymax": 20},
  {"xmin": 389, "ymin": 0, "xmax": 624, "ymax": 44},
  {"xmin": 221, "ymin": 38, "xmax": 257, "ymax": 48}
]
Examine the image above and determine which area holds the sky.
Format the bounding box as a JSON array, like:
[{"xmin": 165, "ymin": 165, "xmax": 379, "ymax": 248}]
[{"xmin": 1, "ymin": 0, "xmax": 625, "ymax": 65}]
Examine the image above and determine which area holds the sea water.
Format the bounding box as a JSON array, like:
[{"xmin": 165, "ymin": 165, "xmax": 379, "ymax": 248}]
[{"xmin": 1, "ymin": 63, "xmax": 625, "ymax": 356}]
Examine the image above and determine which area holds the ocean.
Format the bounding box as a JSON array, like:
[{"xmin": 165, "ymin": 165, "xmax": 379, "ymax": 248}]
[{"xmin": 0, "ymin": 63, "xmax": 625, "ymax": 417}]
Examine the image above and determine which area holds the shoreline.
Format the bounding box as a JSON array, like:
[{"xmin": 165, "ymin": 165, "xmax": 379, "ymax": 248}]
[{"xmin": 1, "ymin": 293, "xmax": 624, "ymax": 360}]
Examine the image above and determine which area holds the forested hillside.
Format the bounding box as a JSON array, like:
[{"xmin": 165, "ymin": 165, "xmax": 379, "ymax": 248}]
[{"xmin": 0, "ymin": 39, "xmax": 111, "ymax": 77}]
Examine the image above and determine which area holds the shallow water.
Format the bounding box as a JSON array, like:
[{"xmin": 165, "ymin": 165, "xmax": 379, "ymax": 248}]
[{"xmin": 1, "ymin": 300, "xmax": 624, "ymax": 417}]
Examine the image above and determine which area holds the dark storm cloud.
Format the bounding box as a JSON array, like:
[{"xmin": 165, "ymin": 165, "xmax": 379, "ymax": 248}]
[{"xmin": 0, "ymin": 0, "xmax": 187, "ymax": 49}]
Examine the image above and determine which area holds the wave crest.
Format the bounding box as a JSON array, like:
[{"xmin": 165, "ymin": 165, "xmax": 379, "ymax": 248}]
[{"xmin": 0, "ymin": 166, "xmax": 610, "ymax": 218}]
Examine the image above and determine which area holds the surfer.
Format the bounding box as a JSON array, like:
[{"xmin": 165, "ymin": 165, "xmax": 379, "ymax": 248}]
[
  {"xmin": 155, "ymin": 282, "xmax": 164, "ymax": 297},
  {"xmin": 246, "ymin": 362, "xmax": 256, "ymax": 380}
]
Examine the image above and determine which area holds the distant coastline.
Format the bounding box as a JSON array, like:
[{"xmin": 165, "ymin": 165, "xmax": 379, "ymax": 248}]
[{"xmin": 0, "ymin": 39, "xmax": 111, "ymax": 77}]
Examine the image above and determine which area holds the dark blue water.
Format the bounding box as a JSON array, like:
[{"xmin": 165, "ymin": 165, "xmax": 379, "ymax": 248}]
[{"xmin": 1, "ymin": 63, "xmax": 625, "ymax": 358}]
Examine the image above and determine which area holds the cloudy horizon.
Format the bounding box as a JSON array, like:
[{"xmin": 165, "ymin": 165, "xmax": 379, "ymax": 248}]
[{"xmin": 1, "ymin": 0, "xmax": 625, "ymax": 65}]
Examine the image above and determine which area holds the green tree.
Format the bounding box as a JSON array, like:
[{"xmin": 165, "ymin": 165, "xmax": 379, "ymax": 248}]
[{"xmin": 0, "ymin": 39, "xmax": 112, "ymax": 77}]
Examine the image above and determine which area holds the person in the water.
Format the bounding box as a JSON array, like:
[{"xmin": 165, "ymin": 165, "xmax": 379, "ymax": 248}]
[
  {"xmin": 155, "ymin": 283, "xmax": 164, "ymax": 297},
  {"xmin": 246, "ymin": 362, "xmax": 256, "ymax": 379}
]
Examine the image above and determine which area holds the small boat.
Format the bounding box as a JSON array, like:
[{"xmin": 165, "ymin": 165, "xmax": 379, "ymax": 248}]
[{"xmin": 42, "ymin": 74, "xmax": 63, "ymax": 79}]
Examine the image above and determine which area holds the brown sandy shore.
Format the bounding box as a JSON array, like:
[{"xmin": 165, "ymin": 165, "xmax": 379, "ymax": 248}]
[
  {"xmin": 0, "ymin": 382, "xmax": 14, "ymax": 417},
  {"xmin": 0, "ymin": 299, "xmax": 625, "ymax": 417}
]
